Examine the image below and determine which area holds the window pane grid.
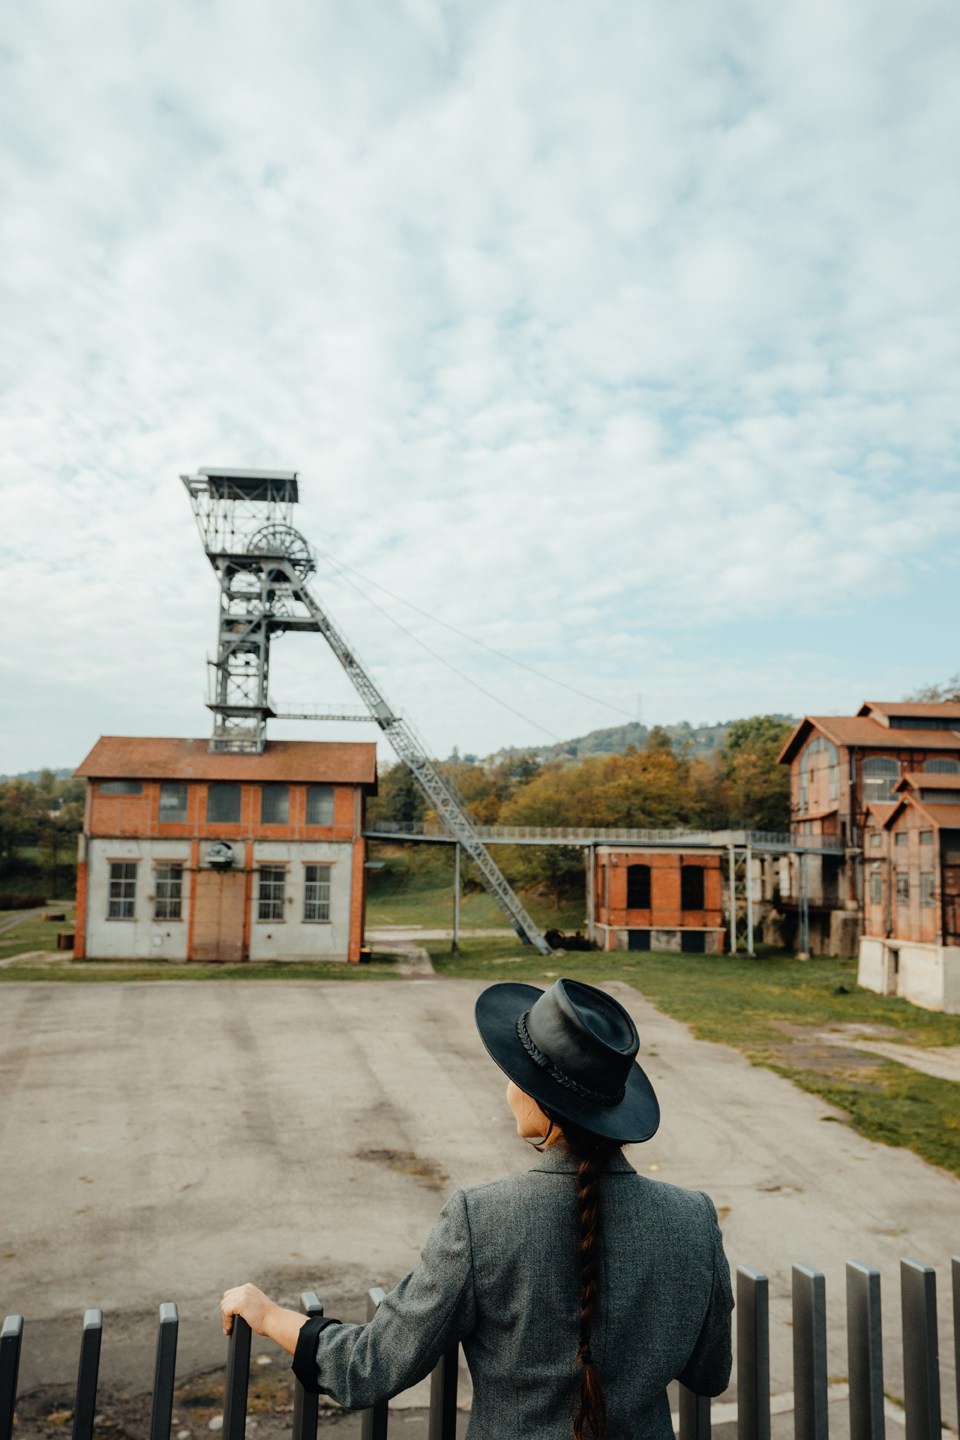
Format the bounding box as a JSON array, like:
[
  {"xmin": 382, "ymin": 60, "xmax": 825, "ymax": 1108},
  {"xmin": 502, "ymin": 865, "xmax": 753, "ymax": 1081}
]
[
  {"xmin": 154, "ymin": 863, "xmax": 183, "ymax": 920},
  {"xmin": 257, "ymin": 866, "xmax": 286, "ymax": 921},
  {"xmin": 261, "ymin": 785, "xmax": 289, "ymax": 825},
  {"xmin": 306, "ymin": 785, "xmax": 334, "ymax": 825},
  {"xmin": 304, "ymin": 864, "xmax": 331, "ymax": 921},
  {"xmin": 207, "ymin": 783, "xmax": 242, "ymax": 823},
  {"xmin": 108, "ymin": 862, "xmax": 137, "ymax": 919}
]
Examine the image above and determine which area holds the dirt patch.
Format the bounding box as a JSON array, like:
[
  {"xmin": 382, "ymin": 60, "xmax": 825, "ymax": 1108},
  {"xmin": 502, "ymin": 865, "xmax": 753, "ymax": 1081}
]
[
  {"xmin": 11, "ymin": 1369, "xmax": 380, "ymax": 1440},
  {"xmin": 766, "ymin": 1022, "xmax": 891, "ymax": 1080},
  {"xmin": 354, "ymin": 1147, "xmax": 448, "ymax": 1191}
]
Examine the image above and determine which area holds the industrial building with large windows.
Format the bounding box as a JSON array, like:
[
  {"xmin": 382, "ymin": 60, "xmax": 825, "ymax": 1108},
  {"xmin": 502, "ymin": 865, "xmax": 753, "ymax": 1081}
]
[{"xmin": 73, "ymin": 736, "xmax": 376, "ymax": 963}]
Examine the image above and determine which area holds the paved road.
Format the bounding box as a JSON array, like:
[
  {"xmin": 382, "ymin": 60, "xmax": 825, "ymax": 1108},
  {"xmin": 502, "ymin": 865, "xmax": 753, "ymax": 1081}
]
[{"xmin": 1, "ymin": 979, "xmax": 957, "ymax": 1430}]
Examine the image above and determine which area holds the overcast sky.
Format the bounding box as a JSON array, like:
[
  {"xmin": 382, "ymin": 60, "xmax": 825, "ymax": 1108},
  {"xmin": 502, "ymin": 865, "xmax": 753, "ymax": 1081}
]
[{"xmin": 2, "ymin": 0, "xmax": 959, "ymax": 774}]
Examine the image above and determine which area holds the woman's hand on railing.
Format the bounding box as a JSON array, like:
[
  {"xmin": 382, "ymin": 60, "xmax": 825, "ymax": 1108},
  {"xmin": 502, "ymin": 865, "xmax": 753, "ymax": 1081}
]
[{"xmin": 220, "ymin": 1284, "xmax": 308, "ymax": 1354}]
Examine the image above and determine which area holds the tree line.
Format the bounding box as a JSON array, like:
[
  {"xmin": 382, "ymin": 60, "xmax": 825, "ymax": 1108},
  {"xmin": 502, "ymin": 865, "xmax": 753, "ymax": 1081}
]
[
  {"xmin": 0, "ymin": 769, "xmax": 84, "ymax": 899},
  {"xmin": 367, "ymin": 716, "xmax": 793, "ymax": 904},
  {"xmin": 0, "ymin": 716, "xmax": 792, "ymax": 905}
]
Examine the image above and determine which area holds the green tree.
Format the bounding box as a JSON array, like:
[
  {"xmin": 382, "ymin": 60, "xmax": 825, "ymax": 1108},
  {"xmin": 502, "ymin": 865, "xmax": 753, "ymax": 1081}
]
[
  {"xmin": 721, "ymin": 715, "xmax": 792, "ymax": 831},
  {"xmin": 366, "ymin": 763, "xmax": 427, "ymax": 829}
]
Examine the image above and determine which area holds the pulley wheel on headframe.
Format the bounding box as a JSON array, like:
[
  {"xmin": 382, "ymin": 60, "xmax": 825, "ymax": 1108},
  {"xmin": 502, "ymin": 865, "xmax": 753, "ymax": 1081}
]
[{"xmin": 247, "ymin": 523, "xmax": 316, "ymax": 579}]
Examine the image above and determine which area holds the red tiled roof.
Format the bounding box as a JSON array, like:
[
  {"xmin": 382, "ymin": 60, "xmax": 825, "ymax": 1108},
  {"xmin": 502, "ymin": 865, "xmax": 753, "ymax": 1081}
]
[
  {"xmin": 859, "ymin": 700, "xmax": 960, "ymax": 720},
  {"xmin": 884, "ymin": 796, "xmax": 960, "ymax": 830},
  {"xmin": 898, "ymin": 772, "xmax": 960, "ymax": 791},
  {"xmin": 75, "ymin": 736, "xmax": 378, "ymax": 784},
  {"xmin": 779, "ymin": 715, "xmax": 960, "ymax": 763}
]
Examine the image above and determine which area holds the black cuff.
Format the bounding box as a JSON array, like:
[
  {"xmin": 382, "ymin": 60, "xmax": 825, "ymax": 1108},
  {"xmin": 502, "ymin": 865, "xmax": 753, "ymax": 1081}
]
[{"xmin": 292, "ymin": 1314, "xmax": 341, "ymax": 1393}]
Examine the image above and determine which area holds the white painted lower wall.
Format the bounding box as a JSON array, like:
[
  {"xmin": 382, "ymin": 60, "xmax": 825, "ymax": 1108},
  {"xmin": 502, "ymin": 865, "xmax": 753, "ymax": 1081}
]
[
  {"xmin": 248, "ymin": 841, "xmax": 353, "ymax": 960},
  {"xmin": 85, "ymin": 838, "xmax": 192, "ymax": 960},
  {"xmin": 84, "ymin": 837, "xmax": 356, "ymax": 962},
  {"xmin": 857, "ymin": 936, "xmax": 960, "ymax": 1014}
]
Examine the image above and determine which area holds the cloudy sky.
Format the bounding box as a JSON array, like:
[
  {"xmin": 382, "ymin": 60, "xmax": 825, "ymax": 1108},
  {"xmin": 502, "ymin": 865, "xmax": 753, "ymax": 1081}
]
[{"xmin": 2, "ymin": 0, "xmax": 959, "ymax": 774}]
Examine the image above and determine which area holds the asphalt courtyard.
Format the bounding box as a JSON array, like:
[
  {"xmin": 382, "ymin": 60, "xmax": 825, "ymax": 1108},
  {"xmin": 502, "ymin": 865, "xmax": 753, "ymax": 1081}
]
[{"xmin": 1, "ymin": 978, "xmax": 957, "ymax": 1433}]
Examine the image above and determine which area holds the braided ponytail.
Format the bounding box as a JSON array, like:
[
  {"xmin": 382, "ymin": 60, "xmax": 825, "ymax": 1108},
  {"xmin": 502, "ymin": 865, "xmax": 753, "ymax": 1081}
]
[{"xmin": 561, "ymin": 1119, "xmax": 621, "ymax": 1440}]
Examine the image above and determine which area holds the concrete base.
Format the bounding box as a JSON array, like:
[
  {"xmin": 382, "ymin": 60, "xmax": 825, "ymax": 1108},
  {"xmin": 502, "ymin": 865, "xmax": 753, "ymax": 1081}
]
[{"xmin": 858, "ymin": 936, "xmax": 960, "ymax": 1013}]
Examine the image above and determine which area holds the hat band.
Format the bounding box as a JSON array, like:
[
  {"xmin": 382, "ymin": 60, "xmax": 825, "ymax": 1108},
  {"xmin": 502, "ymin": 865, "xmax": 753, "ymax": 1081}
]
[{"xmin": 516, "ymin": 1012, "xmax": 625, "ymax": 1107}]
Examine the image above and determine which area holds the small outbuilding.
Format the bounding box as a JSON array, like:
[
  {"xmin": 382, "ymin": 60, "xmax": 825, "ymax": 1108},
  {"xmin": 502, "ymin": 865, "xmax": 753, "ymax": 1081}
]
[{"xmin": 587, "ymin": 847, "xmax": 726, "ymax": 953}]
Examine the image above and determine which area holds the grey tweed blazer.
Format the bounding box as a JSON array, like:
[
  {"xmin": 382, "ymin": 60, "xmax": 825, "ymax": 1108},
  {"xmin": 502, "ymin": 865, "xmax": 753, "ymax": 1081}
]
[{"xmin": 294, "ymin": 1146, "xmax": 733, "ymax": 1440}]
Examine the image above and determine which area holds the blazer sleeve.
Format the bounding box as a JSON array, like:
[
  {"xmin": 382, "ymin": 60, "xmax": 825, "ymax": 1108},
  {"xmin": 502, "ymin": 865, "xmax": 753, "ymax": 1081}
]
[
  {"xmin": 676, "ymin": 1193, "xmax": 734, "ymax": 1397},
  {"xmin": 292, "ymin": 1189, "xmax": 476, "ymax": 1408}
]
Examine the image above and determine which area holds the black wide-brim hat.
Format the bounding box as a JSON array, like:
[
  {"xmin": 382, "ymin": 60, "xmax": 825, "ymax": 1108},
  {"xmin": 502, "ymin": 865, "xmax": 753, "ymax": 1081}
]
[{"xmin": 475, "ymin": 979, "xmax": 660, "ymax": 1143}]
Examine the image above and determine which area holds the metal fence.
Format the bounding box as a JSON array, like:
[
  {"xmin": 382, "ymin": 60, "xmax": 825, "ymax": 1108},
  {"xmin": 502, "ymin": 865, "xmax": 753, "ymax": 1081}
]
[{"xmin": 2, "ymin": 1258, "xmax": 957, "ymax": 1440}]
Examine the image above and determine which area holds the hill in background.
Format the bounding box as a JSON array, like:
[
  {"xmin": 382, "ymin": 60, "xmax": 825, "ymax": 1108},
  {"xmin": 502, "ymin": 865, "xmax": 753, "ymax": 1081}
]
[{"xmin": 483, "ymin": 715, "xmax": 797, "ymax": 766}]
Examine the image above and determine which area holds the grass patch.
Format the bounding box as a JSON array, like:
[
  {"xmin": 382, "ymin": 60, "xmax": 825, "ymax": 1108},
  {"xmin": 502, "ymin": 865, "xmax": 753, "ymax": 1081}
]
[
  {"xmin": 0, "ymin": 909, "xmax": 74, "ymax": 963},
  {"xmin": 427, "ymin": 939, "xmax": 960, "ymax": 1176},
  {"xmin": 366, "ymin": 841, "xmax": 585, "ymax": 931}
]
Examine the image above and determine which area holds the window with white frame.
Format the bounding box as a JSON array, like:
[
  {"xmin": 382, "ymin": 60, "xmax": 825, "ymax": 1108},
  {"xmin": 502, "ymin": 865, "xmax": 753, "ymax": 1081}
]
[
  {"xmin": 869, "ymin": 871, "xmax": 882, "ymax": 904},
  {"xmin": 108, "ymin": 861, "xmax": 138, "ymax": 919},
  {"xmin": 920, "ymin": 873, "xmax": 935, "ymax": 908},
  {"xmin": 154, "ymin": 863, "xmax": 183, "ymax": 920},
  {"xmin": 257, "ymin": 865, "xmax": 286, "ymax": 921},
  {"xmin": 304, "ymin": 864, "xmax": 332, "ymax": 921}
]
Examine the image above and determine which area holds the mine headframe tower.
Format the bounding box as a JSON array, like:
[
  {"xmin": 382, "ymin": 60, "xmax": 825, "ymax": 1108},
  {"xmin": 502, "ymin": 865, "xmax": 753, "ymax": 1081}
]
[{"xmin": 181, "ymin": 465, "xmax": 552, "ymax": 954}]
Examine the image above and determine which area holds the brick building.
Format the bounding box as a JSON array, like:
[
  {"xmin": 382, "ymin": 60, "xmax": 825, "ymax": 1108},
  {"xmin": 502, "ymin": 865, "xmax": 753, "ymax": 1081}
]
[
  {"xmin": 587, "ymin": 847, "xmax": 726, "ymax": 953},
  {"xmin": 859, "ymin": 771, "xmax": 960, "ymax": 1012},
  {"xmin": 74, "ymin": 737, "xmax": 376, "ymax": 963},
  {"xmin": 777, "ymin": 700, "xmax": 960, "ymax": 1006}
]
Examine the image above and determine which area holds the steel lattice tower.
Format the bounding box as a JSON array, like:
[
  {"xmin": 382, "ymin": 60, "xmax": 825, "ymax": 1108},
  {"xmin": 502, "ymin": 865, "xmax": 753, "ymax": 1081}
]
[{"xmin": 181, "ymin": 465, "xmax": 552, "ymax": 953}]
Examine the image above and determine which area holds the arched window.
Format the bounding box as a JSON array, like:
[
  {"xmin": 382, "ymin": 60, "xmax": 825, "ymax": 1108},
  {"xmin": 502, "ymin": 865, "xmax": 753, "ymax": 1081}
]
[
  {"xmin": 862, "ymin": 756, "xmax": 899, "ymax": 804},
  {"xmin": 923, "ymin": 758, "xmax": 960, "ymax": 774}
]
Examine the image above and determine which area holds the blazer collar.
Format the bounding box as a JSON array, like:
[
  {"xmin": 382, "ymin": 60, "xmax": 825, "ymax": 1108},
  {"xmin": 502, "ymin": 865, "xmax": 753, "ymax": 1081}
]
[{"xmin": 526, "ymin": 1143, "xmax": 637, "ymax": 1176}]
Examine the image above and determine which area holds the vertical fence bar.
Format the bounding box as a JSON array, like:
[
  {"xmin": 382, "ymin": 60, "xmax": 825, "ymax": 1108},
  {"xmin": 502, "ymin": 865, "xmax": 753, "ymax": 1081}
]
[
  {"xmin": 428, "ymin": 1343, "xmax": 459, "ymax": 1440},
  {"xmin": 793, "ymin": 1265, "xmax": 828, "ymax": 1440},
  {"xmin": 737, "ymin": 1267, "xmax": 770, "ymax": 1440},
  {"xmin": 72, "ymin": 1309, "xmax": 103, "ymax": 1440},
  {"xmin": 360, "ymin": 1289, "xmax": 388, "ymax": 1440},
  {"xmin": 149, "ymin": 1304, "xmax": 179, "ymax": 1440},
  {"xmin": 223, "ymin": 1315, "xmax": 251, "ymax": 1440},
  {"xmin": 900, "ymin": 1260, "xmax": 940, "ymax": 1440},
  {"xmin": 0, "ymin": 1316, "xmax": 23, "ymax": 1440},
  {"xmin": 952, "ymin": 1257, "xmax": 960, "ymax": 1437},
  {"xmin": 292, "ymin": 1292, "xmax": 325, "ymax": 1440},
  {"xmin": 678, "ymin": 1384, "xmax": 712, "ymax": 1440},
  {"xmin": 847, "ymin": 1262, "xmax": 884, "ymax": 1440}
]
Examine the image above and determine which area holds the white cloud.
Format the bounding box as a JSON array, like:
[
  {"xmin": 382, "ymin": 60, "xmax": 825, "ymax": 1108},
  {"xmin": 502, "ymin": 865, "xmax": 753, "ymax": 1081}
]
[{"xmin": 2, "ymin": 0, "xmax": 959, "ymax": 770}]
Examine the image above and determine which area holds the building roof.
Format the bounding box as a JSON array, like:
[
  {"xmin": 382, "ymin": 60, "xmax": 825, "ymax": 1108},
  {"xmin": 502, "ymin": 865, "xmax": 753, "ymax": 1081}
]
[
  {"xmin": 779, "ymin": 715, "xmax": 960, "ymax": 764},
  {"xmin": 858, "ymin": 700, "xmax": 960, "ymax": 722},
  {"xmin": 75, "ymin": 736, "xmax": 377, "ymax": 785},
  {"xmin": 897, "ymin": 772, "xmax": 960, "ymax": 792},
  {"xmin": 884, "ymin": 795, "xmax": 960, "ymax": 830}
]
